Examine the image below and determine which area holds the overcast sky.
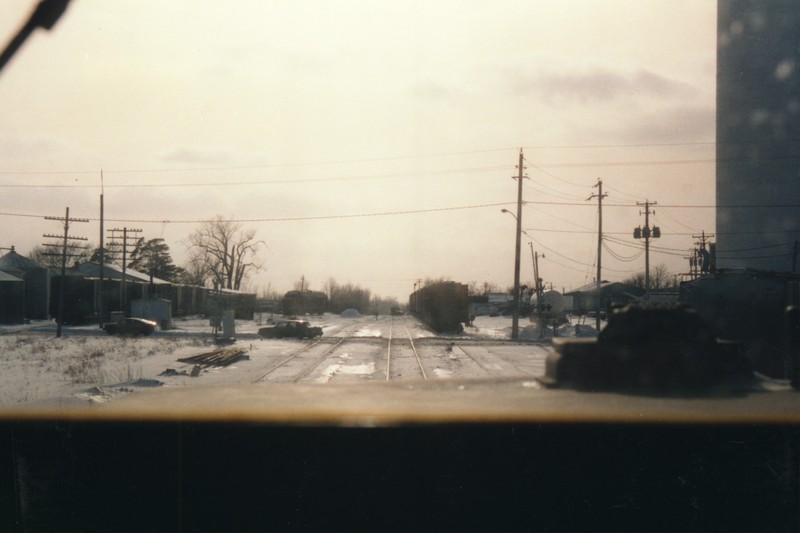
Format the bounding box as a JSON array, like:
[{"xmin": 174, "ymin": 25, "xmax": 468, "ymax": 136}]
[{"xmin": 0, "ymin": 1, "xmax": 717, "ymax": 301}]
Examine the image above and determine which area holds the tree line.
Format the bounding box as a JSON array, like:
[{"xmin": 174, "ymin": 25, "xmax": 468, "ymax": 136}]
[
  {"xmin": 26, "ymin": 215, "xmax": 405, "ymax": 313},
  {"xmin": 28, "ymin": 216, "xmax": 263, "ymax": 291}
]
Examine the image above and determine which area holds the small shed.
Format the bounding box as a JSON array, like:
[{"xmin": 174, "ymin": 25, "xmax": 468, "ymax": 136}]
[{"xmin": 131, "ymin": 298, "xmax": 172, "ymax": 329}]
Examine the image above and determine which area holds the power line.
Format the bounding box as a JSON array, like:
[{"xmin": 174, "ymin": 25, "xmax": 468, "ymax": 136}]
[
  {"xmin": 523, "ymin": 205, "xmax": 596, "ymax": 232},
  {"xmin": 527, "ymin": 164, "xmax": 590, "ymax": 190},
  {"xmin": 0, "ymin": 202, "xmax": 516, "ymax": 224},
  {"xmin": 523, "ymin": 181, "xmax": 587, "ymax": 202},
  {"xmin": 657, "ymin": 206, "xmax": 703, "ymax": 232},
  {"xmin": 0, "ymin": 156, "xmax": 721, "ymax": 181},
  {"xmin": 3, "ymin": 137, "xmax": 798, "ymax": 179},
  {"xmin": 524, "ymin": 139, "xmax": 798, "ymax": 150},
  {"xmin": 602, "ymin": 240, "xmax": 645, "ymax": 262},
  {"xmin": 0, "ymin": 149, "xmax": 517, "ymax": 176},
  {"xmin": 714, "ymin": 242, "xmax": 790, "ymax": 254},
  {"xmin": 602, "ymin": 182, "xmax": 644, "ymax": 202},
  {"xmin": 603, "ymin": 236, "xmax": 689, "ymax": 258},
  {"xmin": 532, "ymin": 234, "xmax": 643, "ymax": 275},
  {"xmin": 0, "ymin": 165, "xmax": 508, "ymax": 188}
]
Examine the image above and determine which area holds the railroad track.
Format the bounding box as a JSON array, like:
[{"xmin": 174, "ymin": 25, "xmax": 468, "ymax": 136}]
[
  {"xmin": 385, "ymin": 316, "xmax": 394, "ymax": 381},
  {"xmin": 404, "ymin": 324, "xmax": 427, "ymax": 380},
  {"xmin": 251, "ymin": 338, "xmax": 324, "ymax": 383},
  {"xmin": 250, "ymin": 318, "xmax": 544, "ymax": 384},
  {"xmin": 451, "ymin": 344, "xmax": 490, "ymax": 374},
  {"xmin": 290, "ymin": 338, "xmax": 348, "ymax": 383},
  {"xmin": 384, "ymin": 316, "xmax": 427, "ymax": 381},
  {"xmin": 251, "ymin": 323, "xmax": 364, "ymax": 384},
  {"xmin": 456, "ymin": 342, "xmax": 538, "ymax": 377}
]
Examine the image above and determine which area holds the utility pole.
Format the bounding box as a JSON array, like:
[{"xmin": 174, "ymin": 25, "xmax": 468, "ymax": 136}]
[
  {"xmin": 511, "ymin": 149, "xmax": 526, "ymax": 340},
  {"xmin": 411, "ymin": 279, "xmax": 422, "ymax": 313},
  {"xmin": 588, "ymin": 179, "xmax": 607, "ymax": 330},
  {"xmin": 685, "ymin": 250, "xmax": 698, "ymax": 280},
  {"xmin": 99, "ymin": 170, "xmax": 105, "ymax": 327},
  {"xmin": 107, "ymin": 226, "xmax": 142, "ymax": 313},
  {"xmin": 530, "ymin": 242, "xmax": 545, "ymax": 339},
  {"xmin": 635, "ymin": 200, "xmax": 659, "ymax": 295},
  {"xmin": 44, "ymin": 207, "xmax": 88, "ymax": 338},
  {"xmin": 692, "ymin": 231, "xmax": 715, "ymax": 275}
]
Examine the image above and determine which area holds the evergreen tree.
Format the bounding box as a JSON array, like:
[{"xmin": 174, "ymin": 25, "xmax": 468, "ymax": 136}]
[{"xmin": 127, "ymin": 238, "xmax": 185, "ymax": 282}]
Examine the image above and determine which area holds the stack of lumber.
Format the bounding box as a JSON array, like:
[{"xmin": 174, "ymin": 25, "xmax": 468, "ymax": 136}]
[{"xmin": 177, "ymin": 347, "xmax": 248, "ymax": 368}]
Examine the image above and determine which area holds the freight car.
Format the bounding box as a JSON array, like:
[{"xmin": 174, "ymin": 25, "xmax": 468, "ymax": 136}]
[
  {"xmin": 207, "ymin": 288, "xmax": 257, "ymax": 320},
  {"xmin": 48, "ymin": 270, "xmax": 256, "ymax": 322},
  {"xmin": 409, "ymin": 281, "xmax": 469, "ymax": 333},
  {"xmin": 282, "ymin": 290, "xmax": 328, "ymax": 316}
]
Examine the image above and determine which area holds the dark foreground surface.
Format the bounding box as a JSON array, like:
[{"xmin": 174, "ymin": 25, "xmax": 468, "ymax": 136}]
[{"xmin": 1, "ymin": 379, "xmax": 799, "ymax": 532}]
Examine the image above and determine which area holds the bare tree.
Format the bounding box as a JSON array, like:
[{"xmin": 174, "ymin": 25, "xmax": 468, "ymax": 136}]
[
  {"xmin": 28, "ymin": 243, "xmax": 92, "ymax": 269},
  {"xmin": 623, "ymin": 264, "xmax": 678, "ymax": 290},
  {"xmin": 324, "ymin": 278, "xmax": 372, "ymax": 313},
  {"xmin": 182, "ymin": 247, "xmax": 215, "ymax": 286},
  {"xmin": 187, "ymin": 216, "xmax": 265, "ymax": 290}
]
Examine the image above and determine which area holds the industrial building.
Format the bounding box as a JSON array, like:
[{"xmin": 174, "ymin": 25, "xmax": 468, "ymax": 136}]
[
  {"xmin": 716, "ymin": 0, "xmax": 800, "ymax": 271},
  {"xmin": 0, "ymin": 249, "xmax": 50, "ymax": 321}
]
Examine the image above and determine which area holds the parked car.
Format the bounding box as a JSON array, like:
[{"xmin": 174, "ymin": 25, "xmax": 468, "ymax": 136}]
[
  {"xmin": 258, "ymin": 319, "xmax": 323, "ymax": 339},
  {"xmin": 103, "ymin": 317, "xmax": 158, "ymax": 336}
]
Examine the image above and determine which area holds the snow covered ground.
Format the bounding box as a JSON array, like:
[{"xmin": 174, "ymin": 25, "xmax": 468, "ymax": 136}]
[{"xmin": 0, "ymin": 313, "xmax": 596, "ymax": 407}]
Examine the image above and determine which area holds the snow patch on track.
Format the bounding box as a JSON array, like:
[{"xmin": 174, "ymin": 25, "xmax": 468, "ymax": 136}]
[{"xmin": 316, "ymin": 361, "xmax": 376, "ymax": 383}]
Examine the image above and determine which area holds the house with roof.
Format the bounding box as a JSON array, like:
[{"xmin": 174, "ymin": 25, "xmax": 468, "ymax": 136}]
[
  {"xmin": 0, "ymin": 249, "xmax": 50, "ymax": 320},
  {"xmin": 564, "ymin": 281, "xmax": 645, "ymax": 315}
]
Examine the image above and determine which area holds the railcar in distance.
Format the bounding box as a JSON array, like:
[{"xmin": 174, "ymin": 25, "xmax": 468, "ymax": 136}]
[
  {"xmin": 281, "ymin": 290, "xmax": 328, "ymax": 316},
  {"xmin": 409, "ymin": 281, "xmax": 469, "ymax": 333}
]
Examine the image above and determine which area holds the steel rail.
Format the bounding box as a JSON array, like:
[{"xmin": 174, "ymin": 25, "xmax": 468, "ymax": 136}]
[
  {"xmin": 404, "ymin": 324, "xmax": 427, "ymax": 380},
  {"xmin": 251, "ymin": 338, "xmax": 325, "ymax": 383},
  {"xmin": 385, "ymin": 316, "xmax": 394, "ymax": 381},
  {"xmin": 453, "ymin": 344, "xmax": 490, "ymax": 374},
  {"xmin": 252, "ymin": 321, "xmax": 368, "ymax": 384},
  {"xmin": 483, "ymin": 345, "xmax": 537, "ymax": 377},
  {"xmin": 291, "ymin": 338, "xmax": 347, "ymax": 383}
]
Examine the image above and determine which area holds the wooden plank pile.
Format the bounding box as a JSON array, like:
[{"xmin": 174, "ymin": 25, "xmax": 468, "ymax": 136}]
[{"xmin": 177, "ymin": 347, "xmax": 249, "ymax": 368}]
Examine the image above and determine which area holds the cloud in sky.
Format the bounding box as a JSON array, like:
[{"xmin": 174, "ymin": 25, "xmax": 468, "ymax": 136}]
[
  {"xmin": 512, "ymin": 67, "xmax": 698, "ymax": 104},
  {"xmin": 158, "ymin": 148, "xmax": 235, "ymax": 166}
]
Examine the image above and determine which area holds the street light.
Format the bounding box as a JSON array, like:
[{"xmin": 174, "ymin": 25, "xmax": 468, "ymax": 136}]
[{"xmin": 501, "ymin": 208, "xmax": 522, "ymax": 339}]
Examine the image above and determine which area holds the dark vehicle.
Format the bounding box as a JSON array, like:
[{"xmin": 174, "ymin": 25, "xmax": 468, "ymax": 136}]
[
  {"xmin": 103, "ymin": 317, "xmax": 158, "ymax": 336},
  {"xmin": 258, "ymin": 319, "xmax": 322, "ymax": 339}
]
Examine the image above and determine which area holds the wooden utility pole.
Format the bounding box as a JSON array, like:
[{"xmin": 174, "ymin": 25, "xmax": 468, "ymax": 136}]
[
  {"xmin": 685, "ymin": 250, "xmax": 698, "ymax": 280},
  {"xmin": 530, "ymin": 242, "xmax": 545, "ymax": 339},
  {"xmin": 692, "ymin": 231, "xmax": 715, "ymax": 275},
  {"xmin": 99, "ymin": 170, "xmax": 105, "ymax": 327},
  {"xmin": 588, "ymin": 179, "xmax": 607, "ymax": 331},
  {"xmin": 107, "ymin": 226, "xmax": 142, "ymax": 313},
  {"xmin": 511, "ymin": 149, "xmax": 526, "ymax": 340},
  {"xmin": 637, "ymin": 200, "xmax": 658, "ymax": 295},
  {"xmin": 44, "ymin": 207, "xmax": 88, "ymax": 338}
]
